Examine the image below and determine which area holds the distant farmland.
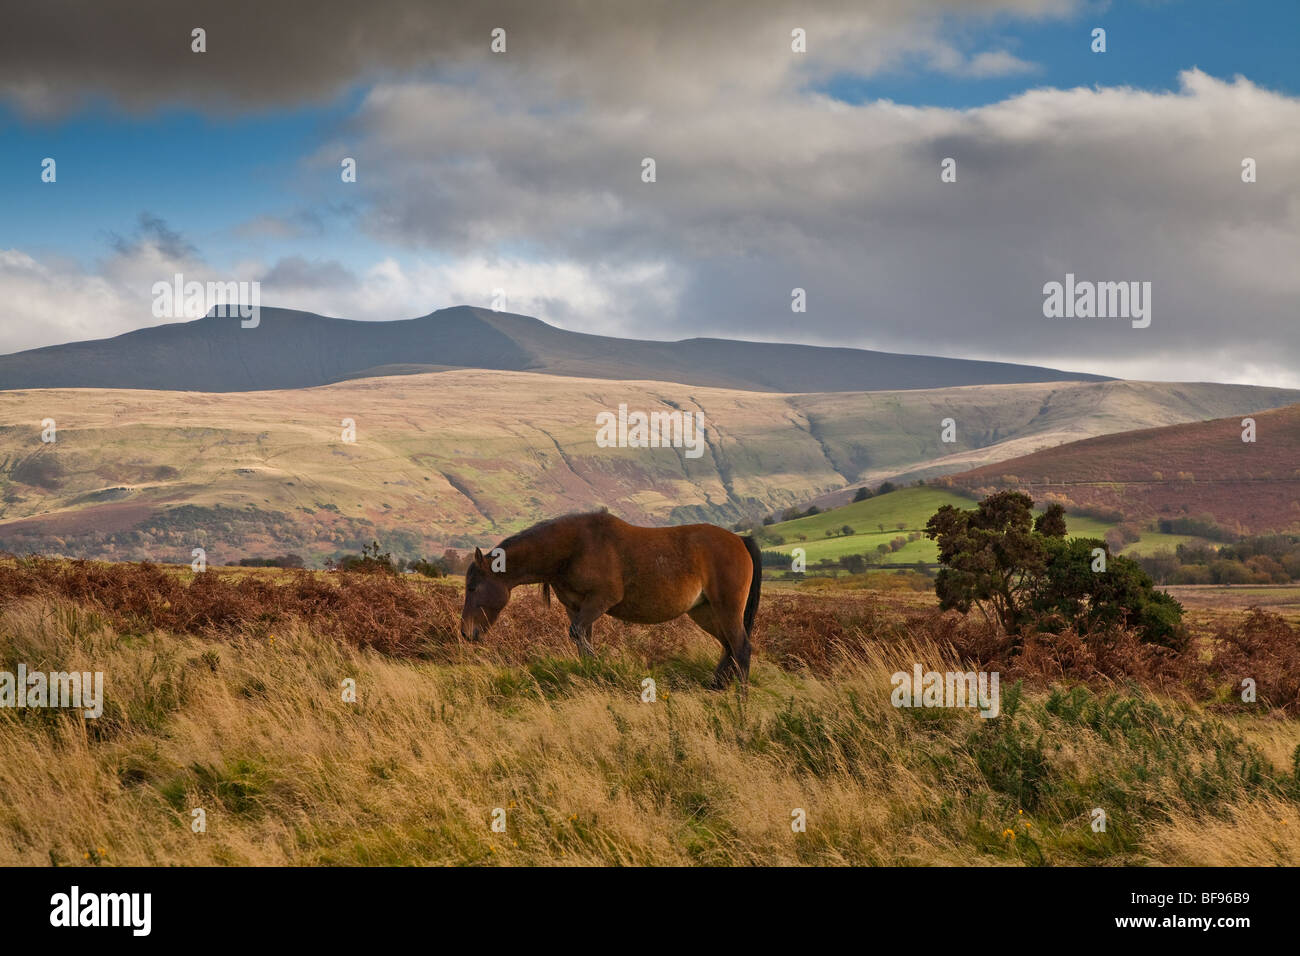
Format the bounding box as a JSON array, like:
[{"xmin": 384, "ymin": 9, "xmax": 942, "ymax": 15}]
[{"xmin": 754, "ymin": 485, "xmax": 1222, "ymax": 570}]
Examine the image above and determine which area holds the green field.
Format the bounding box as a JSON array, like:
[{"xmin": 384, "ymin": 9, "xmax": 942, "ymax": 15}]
[
  {"xmin": 759, "ymin": 486, "xmax": 1212, "ymax": 567},
  {"xmin": 759, "ymin": 487, "xmax": 968, "ymax": 565}
]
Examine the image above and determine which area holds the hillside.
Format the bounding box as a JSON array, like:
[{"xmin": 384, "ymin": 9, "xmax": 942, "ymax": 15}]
[
  {"xmin": 945, "ymin": 403, "xmax": 1300, "ymax": 536},
  {"xmin": 796, "ymin": 381, "xmax": 1300, "ymax": 510},
  {"xmin": 0, "ymin": 373, "xmax": 1296, "ymax": 563},
  {"xmin": 760, "ymin": 405, "xmax": 1300, "ymax": 571},
  {"xmin": 0, "ymin": 305, "xmax": 1110, "ymax": 394}
]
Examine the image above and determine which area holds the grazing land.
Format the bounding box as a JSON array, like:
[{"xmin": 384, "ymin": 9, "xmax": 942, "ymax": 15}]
[
  {"xmin": 757, "ymin": 486, "xmax": 1220, "ymax": 569},
  {"xmin": 2, "ymin": 559, "xmax": 1297, "ymax": 867}
]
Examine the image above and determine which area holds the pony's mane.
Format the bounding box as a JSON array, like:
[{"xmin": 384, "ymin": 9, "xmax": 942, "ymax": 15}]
[{"xmin": 495, "ymin": 510, "xmax": 608, "ymax": 551}]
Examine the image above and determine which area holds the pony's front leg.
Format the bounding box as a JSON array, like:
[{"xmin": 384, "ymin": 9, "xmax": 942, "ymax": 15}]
[
  {"xmin": 566, "ymin": 599, "xmax": 610, "ymax": 658},
  {"xmin": 567, "ymin": 621, "xmax": 595, "ymax": 657}
]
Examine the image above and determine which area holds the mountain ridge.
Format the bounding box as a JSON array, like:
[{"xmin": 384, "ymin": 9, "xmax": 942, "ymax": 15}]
[{"xmin": 0, "ymin": 305, "xmax": 1112, "ymax": 393}]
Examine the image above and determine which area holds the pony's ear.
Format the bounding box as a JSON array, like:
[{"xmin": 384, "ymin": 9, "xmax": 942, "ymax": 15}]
[{"xmin": 473, "ymin": 547, "xmax": 486, "ymax": 568}]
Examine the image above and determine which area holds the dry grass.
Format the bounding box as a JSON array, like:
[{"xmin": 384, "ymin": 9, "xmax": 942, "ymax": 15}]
[
  {"xmin": 1141, "ymin": 797, "xmax": 1300, "ymax": 866},
  {"xmin": 1, "ymin": 560, "xmax": 1299, "ymax": 866}
]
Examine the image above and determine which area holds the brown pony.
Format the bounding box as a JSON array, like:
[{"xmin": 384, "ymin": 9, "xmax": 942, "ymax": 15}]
[{"xmin": 459, "ymin": 512, "xmax": 762, "ymax": 688}]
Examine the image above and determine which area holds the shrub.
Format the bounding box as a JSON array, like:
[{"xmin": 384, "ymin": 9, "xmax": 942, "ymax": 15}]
[
  {"xmin": 331, "ymin": 541, "xmax": 397, "ymax": 575},
  {"xmin": 926, "ymin": 491, "xmax": 1184, "ymax": 648},
  {"xmin": 1203, "ymin": 610, "xmax": 1300, "ymax": 714}
]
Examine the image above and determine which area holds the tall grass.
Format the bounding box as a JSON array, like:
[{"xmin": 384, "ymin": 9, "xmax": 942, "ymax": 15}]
[{"xmin": 0, "ymin": 560, "xmax": 1298, "ymax": 865}]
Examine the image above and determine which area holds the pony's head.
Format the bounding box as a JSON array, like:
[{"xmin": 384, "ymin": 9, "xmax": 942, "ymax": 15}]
[{"xmin": 460, "ymin": 548, "xmax": 509, "ymax": 640}]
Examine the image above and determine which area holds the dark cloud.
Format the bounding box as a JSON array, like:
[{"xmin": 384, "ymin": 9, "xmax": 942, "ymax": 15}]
[
  {"xmin": 233, "ymin": 209, "xmax": 328, "ymax": 241},
  {"xmin": 0, "ymin": 0, "xmax": 1066, "ymax": 115}
]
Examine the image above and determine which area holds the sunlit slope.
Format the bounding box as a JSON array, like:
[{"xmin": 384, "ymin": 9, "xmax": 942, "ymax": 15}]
[{"xmin": 0, "ymin": 372, "xmax": 1295, "ymax": 561}]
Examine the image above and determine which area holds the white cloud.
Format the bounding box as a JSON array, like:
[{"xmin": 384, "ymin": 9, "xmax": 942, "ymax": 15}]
[{"xmin": 0, "ymin": 249, "xmax": 165, "ymax": 352}]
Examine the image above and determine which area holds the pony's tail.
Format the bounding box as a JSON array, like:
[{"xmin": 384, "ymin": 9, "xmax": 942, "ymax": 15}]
[
  {"xmin": 741, "ymin": 536, "xmax": 762, "ymax": 638},
  {"xmin": 541, "ymin": 582, "xmax": 552, "ymax": 607}
]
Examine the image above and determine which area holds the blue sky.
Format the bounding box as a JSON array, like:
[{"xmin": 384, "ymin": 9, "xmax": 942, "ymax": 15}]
[
  {"xmin": 823, "ymin": 0, "xmax": 1300, "ymax": 108},
  {"xmin": 0, "ymin": 95, "xmax": 363, "ymax": 267},
  {"xmin": 1, "ymin": 0, "xmax": 1297, "ymax": 385}
]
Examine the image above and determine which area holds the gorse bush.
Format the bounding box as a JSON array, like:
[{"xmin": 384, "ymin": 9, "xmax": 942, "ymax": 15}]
[{"xmin": 925, "ymin": 491, "xmax": 1185, "ymax": 649}]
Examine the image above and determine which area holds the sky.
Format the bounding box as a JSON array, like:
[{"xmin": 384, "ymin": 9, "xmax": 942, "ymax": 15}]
[{"xmin": 1, "ymin": 0, "xmax": 1297, "ymax": 385}]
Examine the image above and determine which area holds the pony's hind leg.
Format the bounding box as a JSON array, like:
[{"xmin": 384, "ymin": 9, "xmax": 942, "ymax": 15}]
[
  {"xmin": 688, "ymin": 604, "xmax": 741, "ymax": 690},
  {"xmin": 711, "ymin": 603, "xmax": 752, "ymax": 692},
  {"xmin": 720, "ymin": 627, "xmax": 750, "ymax": 691}
]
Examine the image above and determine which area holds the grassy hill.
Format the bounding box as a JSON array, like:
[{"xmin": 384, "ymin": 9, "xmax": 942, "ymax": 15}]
[
  {"xmin": 761, "ymin": 404, "xmax": 1300, "ymax": 572},
  {"xmin": 1, "ymin": 374, "xmax": 1296, "ymax": 563},
  {"xmin": 799, "ymin": 381, "xmax": 1300, "ymax": 509},
  {"xmin": 760, "ymin": 487, "xmax": 967, "ymax": 566},
  {"xmin": 2, "ymin": 559, "xmax": 1298, "ymax": 866}
]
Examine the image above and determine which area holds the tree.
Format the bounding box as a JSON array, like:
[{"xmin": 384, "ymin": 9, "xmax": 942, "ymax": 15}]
[
  {"xmin": 925, "ymin": 491, "xmax": 1184, "ymax": 647},
  {"xmin": 408, "ymin": 558, "xmax": 445, "ymax": 578},
  {"xmin": 853, "ymin": 487, "xmax": 872, "ymax": 502},
  {"xmin": 335, "ymin": 540, "xmax": 397, "ymax": 574},
  {"xmin": 925, "ymin": 491, "xmax": 1045, "ymax": 635},
  {"xmin": 1136, "ymin": 549, "xmax": 1179, "ymax": 585},
  {"xmin": 1034, "ymin": 503, "xmax": 1067, "ymax": 538}
]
